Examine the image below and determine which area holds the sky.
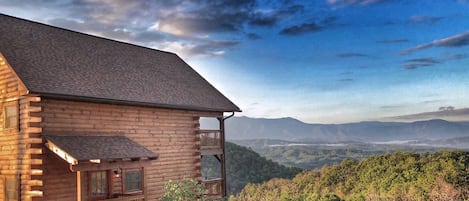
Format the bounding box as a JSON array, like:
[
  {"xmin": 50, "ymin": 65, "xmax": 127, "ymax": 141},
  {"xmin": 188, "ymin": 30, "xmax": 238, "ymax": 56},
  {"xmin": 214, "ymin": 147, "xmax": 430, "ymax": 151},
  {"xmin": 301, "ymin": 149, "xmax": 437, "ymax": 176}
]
[{"xmin": 1, "ymin": 0, "xmax": 469, "ymax": 123}]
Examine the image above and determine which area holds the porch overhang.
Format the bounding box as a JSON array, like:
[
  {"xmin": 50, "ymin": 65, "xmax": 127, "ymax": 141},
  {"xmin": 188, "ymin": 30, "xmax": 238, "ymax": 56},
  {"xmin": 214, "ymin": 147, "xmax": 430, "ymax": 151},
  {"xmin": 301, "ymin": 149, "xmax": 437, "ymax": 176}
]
[{"xmin": 44, "ymin": 135, "xmax": 158, "ymax": 172}]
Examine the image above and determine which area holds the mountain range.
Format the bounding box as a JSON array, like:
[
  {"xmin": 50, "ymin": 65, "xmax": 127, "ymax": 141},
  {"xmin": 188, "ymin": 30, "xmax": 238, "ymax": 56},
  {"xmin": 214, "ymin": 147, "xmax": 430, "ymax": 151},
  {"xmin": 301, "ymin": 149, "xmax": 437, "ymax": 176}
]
[{"xmin": 211, "ymin": 116, "xmax": 469, "ymax": 143}]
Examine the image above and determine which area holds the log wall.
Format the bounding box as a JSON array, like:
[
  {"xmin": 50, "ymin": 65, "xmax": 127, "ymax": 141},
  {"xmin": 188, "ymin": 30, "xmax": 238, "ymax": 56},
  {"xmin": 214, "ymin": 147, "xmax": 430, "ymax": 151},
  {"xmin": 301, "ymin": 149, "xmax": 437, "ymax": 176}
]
[
  {"xmin": 0, "ymin": 53, "xmax": 42, "ymax": 201},
  {"xmin": 37, "ymin": 99, "xmax": 220, "ymax": 200}
]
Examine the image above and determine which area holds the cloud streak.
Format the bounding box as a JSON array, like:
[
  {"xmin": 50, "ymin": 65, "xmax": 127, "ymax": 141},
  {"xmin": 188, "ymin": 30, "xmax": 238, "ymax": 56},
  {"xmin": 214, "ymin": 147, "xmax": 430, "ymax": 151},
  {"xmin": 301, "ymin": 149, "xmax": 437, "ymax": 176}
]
[
  {"xmin": 336, "ymin": 52, "xmax": 369, "ymax": 58},
  {"xmin": 409, "ymin": 15, "xmax": 443, "ymax": 24},
  {"xmin": 388, "ymin": 108, "xmax": 469, "ymax": 122},
  {"xmin": 338, "ymin": 78, "xmax": 354, "ymax": 82},
  {"xmin": 405, "ymin": 58, "xmax": 440, "ymax": 64},
  {"xmin": 279, "ymin": 16, "xmax": 338, "ymax": 36},
  {"xmin": 402, "ymin": 57, "xmax": 440, "ymax": 70},
  {"xmin": 376, "ymin": 39, "xmax": 409, "ymax": 44},
  {"xmin": 445, "ymin": 53, "xmax": 469, "ymax": 60},
  {"xmin": 279, "ymin": 22, "xmax": 323, "ymax": 35},
  {"xmin": 402, "ymin": 53, "xmax": 469, "ymax": 70},
  {"xmin": 327, "ymin": 0, "xmax": 389, "ymax": 7},
  {"xmin": 402, "ymin": 63, "xmax": 432, "ymax": 70},
  {"xmin": 401, "ymin": 31, "xmax": 469, "ymax": 55}
]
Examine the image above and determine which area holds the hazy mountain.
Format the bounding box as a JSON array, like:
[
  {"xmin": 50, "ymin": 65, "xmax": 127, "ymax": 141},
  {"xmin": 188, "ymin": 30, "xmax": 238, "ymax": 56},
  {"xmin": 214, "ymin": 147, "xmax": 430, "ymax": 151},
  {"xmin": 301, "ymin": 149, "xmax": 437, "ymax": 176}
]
[{"xmin": 215, "ymin": 116, "xmax": 469, "ymax": 143}]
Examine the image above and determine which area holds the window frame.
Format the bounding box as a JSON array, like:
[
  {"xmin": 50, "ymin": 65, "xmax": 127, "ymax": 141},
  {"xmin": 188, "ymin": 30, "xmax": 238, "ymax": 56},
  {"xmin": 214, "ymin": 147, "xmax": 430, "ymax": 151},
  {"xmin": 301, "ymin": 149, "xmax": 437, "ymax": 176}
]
[
  {"xmin": 3, "ymin": 101, "xmax": 18, "ymax": 130},
  {"xmin": 122, "ymin": 168, "xmax": 144, "ymax": 194},
  {"xmin": 88, "ymin": 170, "xmax": 111, "ymax": 201}
]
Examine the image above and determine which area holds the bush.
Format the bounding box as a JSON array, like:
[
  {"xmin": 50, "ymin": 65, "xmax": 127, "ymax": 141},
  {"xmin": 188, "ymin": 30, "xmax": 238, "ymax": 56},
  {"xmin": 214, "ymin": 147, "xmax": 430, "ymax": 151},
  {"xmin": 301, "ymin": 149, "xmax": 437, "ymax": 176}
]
[{"xmin": 161, "ymin": 179, "xmax": 205, "ymax": 201}]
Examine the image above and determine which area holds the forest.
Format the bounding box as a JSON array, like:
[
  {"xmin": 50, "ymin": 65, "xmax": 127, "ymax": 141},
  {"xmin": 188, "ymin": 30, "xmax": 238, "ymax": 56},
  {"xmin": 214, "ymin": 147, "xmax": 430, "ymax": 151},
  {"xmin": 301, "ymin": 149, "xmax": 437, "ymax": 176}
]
[
  {"xmin": 229, "ymin": 151, "xmax": 469, "ymax": 201},
  {"xmin": 202, "ymin": 142, "xmax": 302, "ymax": 195}
]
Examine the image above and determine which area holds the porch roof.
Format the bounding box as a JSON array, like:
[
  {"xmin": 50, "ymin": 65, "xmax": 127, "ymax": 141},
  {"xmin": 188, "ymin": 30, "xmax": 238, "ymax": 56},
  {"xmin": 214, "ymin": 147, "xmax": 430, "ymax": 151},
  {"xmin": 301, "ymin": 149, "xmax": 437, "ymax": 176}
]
[{"xmin": 44, "ymin": 135, "xmax": 158, "ymax": 164}]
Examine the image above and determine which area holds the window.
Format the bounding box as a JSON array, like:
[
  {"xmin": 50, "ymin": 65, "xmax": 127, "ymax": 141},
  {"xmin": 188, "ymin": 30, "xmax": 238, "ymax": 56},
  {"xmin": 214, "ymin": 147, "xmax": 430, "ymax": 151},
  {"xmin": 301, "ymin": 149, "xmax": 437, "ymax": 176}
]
[
  {"xmin": 3, "ymin": 102, "xmax": 18, "ymax": 129},
  {"xmin": 2, "ymin": 175, "xmax": 20, "ymax": 201},
  {"xmin": 87, "ymin": 168, "xmax": 144, "ymax": 200},
  {"xmin": 123, "ymin": 168, "xmax": 143, "ymax": 193},
  {"xmin": 89, "ymin": 171, "xmax": 109, "ymax": 200}
]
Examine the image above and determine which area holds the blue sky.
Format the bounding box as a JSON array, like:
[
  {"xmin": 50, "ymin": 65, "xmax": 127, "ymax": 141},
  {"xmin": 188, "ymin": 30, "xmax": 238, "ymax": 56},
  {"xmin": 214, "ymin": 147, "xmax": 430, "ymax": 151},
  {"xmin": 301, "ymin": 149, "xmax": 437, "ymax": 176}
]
[{"xmin": 1, "ymin": 0, "xmax": 469, "ymax": 123}]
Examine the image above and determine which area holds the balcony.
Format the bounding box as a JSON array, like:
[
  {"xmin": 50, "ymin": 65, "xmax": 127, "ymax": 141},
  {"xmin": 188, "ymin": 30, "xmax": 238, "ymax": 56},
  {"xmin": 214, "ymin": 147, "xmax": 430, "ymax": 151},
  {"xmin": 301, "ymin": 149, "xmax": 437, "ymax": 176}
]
[
  {"xmin": 199, "ymin": 130, "xmax": 222, "ymax": 155},
  {"xmin": 203, "ymin": 178, "xmax": 223, "ymax": 199}
]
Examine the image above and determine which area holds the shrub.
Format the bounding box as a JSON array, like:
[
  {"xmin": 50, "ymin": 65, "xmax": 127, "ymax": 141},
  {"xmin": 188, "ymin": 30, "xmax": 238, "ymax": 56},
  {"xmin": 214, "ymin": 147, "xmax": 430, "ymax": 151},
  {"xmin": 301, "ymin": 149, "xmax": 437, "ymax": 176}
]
[{"xmin": 161, "ymin": 179, "xmax": 205, "ymax": 201}]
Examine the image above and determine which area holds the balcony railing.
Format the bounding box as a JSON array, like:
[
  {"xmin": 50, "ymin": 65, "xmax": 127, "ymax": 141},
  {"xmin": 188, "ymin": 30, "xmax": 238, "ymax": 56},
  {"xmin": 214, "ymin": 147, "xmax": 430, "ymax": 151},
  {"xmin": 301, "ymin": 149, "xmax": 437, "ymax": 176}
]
[
  {"xmin": 203, "ymin": 178, "xmax": 223, "ymax": 198},
  {"xmin": 199, "ymin": 130, "xmax": 222, "ymax": 150}
]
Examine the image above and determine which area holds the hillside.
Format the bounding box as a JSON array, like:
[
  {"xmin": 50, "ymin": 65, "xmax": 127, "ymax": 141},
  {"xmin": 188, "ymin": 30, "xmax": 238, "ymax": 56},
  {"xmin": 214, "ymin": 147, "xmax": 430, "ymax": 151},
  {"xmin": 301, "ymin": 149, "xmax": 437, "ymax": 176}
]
[
  {"xmin": 230, "ymin": 151, "xmax": 469, "ymax": 201},
  {"xmin": 210, "ymin": 116, "xmax": 469, "ymax": 144},
  {"xmin": 202, "ymin": 142, "xmax": 302, "ymax": 195}
]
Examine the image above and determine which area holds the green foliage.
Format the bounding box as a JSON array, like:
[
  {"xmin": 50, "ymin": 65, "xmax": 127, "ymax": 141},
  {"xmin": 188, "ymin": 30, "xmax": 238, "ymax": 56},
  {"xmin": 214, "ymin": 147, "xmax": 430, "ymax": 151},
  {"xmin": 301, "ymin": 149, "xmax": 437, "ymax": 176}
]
[
  {"xmin": 231, "ymin": 151, "xmax": 469, "ymax": 201},
  {"xmin": 160, "ymin": 179, "xmax": 205, "ymax": 201},
  {"xmin": 202, "ymin": 142, "xmax": 302, "ymax": 195}
]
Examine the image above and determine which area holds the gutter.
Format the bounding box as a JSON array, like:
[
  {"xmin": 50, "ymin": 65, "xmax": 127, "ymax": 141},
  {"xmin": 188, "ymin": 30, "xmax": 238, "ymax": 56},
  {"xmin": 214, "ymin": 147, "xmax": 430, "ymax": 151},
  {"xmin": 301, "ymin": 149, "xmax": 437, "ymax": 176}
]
[
  {"xmin": 31, "ymin": 91, "xmax": 241, "ymax": 113},
  {"xmin": 219, "ymin": 111, "xmax": 235, "ymax": 197},
  {"xmin": 223, "ymin": 112, "xmax": 235, "ymax": 121}
]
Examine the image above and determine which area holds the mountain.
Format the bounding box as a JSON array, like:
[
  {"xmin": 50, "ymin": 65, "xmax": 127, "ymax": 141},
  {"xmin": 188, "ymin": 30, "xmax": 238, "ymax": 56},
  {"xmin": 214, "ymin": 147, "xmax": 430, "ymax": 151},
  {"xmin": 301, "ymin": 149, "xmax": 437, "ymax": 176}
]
[
  {"xmin": 202, "ymin": 142, "xmax": 302, "ymax": 195},
  {"xmin": 211, "ymin": 116, "xmax": 469, "ymax": 143},
  {"xmin": 229, "ymin": 151, "xmax": 469, "ymax": 201}
]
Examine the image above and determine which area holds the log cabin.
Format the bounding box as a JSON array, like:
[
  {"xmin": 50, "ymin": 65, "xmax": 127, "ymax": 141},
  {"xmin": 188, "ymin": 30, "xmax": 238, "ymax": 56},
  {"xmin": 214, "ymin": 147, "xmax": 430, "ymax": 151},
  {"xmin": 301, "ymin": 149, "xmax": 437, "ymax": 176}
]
[{"xmin": 0, "ymin": 14, "xmax": 240, "ymax": 201}]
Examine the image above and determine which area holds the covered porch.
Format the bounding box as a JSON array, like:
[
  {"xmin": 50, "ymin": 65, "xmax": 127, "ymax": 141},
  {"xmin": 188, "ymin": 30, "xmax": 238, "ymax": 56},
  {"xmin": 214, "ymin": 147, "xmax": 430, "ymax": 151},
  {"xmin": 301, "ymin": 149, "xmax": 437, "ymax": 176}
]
[{"xmin": 43, "ymin": 135, "xmax": 157, "ymax": 201}]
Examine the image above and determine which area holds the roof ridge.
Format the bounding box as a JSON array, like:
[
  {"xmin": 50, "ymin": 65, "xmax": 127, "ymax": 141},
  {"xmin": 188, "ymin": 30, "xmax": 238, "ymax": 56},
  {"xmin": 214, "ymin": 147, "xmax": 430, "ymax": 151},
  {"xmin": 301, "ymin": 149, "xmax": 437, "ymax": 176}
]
[{"xmin": 0, "ymin": 13, "xmax": 177, "ymax": 56}]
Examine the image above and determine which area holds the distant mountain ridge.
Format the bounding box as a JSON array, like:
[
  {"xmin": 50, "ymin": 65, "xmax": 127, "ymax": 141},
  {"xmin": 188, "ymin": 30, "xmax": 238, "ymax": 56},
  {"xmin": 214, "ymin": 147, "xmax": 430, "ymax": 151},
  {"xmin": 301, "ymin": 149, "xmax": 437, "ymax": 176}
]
[{"xmin": 213, "ymin": 116, "xmax": 469, "ymax": 143}]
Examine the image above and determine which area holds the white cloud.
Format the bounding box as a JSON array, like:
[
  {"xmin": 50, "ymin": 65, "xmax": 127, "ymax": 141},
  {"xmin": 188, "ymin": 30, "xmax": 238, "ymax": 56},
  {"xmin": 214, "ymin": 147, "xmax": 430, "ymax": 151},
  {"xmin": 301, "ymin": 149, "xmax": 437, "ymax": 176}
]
[{"xmin": 157, "ymin": 23, "xmax": 187, "ymax": 36}]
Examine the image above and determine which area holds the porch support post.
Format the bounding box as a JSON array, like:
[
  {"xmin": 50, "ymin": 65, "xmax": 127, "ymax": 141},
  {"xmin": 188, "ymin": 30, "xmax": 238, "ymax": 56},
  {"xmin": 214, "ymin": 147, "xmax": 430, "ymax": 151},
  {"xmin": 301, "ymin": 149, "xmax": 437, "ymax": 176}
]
[{"xmin": 77, "ymin": 171, "xmax": 81, "ymax": 201}]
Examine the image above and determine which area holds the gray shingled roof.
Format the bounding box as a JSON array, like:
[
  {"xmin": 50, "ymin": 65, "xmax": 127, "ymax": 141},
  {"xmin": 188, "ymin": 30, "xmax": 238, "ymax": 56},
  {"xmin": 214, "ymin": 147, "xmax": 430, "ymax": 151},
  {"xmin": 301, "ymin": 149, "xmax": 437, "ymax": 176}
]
[
  {"xmin": 0, "ymin": 14, "xmax": 240, "ymax": 112},
  {"xmin": 44, "ymin": 135, "xmax": 158, "ymax": 161}
]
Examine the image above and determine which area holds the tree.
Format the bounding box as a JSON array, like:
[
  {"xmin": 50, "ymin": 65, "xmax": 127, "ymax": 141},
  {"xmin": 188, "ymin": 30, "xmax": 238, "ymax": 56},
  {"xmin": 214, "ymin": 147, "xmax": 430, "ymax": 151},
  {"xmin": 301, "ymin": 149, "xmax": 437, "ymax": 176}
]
[
  {"xmin": 430, "ymin": 176, "xmax": 461, "ymax": 201},
  {"xmin": 230, "ymin": 151, "xmax": 469, "ymax": 201}
]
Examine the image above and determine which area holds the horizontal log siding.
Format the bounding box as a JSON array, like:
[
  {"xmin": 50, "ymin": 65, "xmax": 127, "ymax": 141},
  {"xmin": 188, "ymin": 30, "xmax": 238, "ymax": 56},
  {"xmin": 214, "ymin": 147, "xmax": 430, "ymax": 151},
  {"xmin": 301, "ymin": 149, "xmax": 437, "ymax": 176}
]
[
  {"xmin": 36, "ymin": 150, "xmax": 76, "ymax": 201},
  {"xmin": 39, "ymin": 99, "xmax": 220, "ymax": 200},
  {"xmin": 0, "ymin": 53, "xmax": 41, "ymax": 201}
]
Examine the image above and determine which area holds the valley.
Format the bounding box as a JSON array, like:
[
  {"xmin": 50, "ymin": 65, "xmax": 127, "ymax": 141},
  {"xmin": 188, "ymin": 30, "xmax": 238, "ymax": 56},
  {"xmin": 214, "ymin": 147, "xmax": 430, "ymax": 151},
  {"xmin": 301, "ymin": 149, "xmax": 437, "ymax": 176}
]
[
  {"xmin": 202, "ymin": 116, "xmax": 469, "ymax": 197},
  {"xmin": 231, "ymin": 139, "xmax": 466, "ymax": 169}
]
